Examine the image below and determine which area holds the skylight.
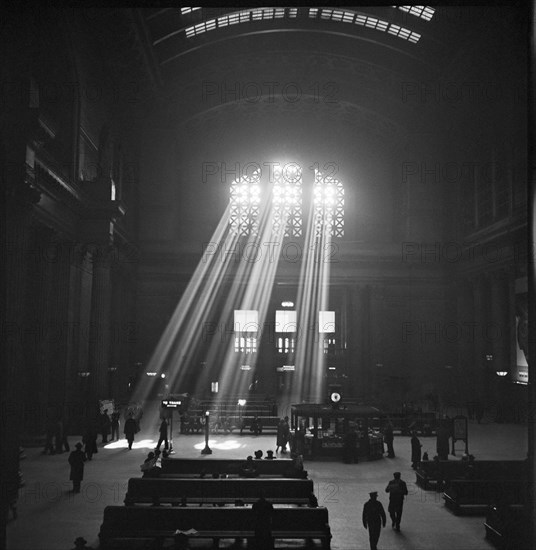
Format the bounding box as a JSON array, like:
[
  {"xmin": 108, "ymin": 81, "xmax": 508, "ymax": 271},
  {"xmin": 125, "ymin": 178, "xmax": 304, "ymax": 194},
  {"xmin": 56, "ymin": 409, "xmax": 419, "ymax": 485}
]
[
  {"xmin": 181, "ymin": 7, "xmax": 201, "ymax": 15},
  {"xmin": 309, "ymin": 8, "xmax": 421, "ymax": 44},
  {"xmin": 182, "ymin": 7, "xmax": 422, "ymax": 44},
  {"xmin": 185, "ymin": 8, "xmax": 297, "ymax": 38},
  {"xmin": 395, "ymin": 5, "xmax": 435, "ymax": 21},
  {"xmin": 387, "ymin": 23, "xmax": 421, "ymax": 44}
]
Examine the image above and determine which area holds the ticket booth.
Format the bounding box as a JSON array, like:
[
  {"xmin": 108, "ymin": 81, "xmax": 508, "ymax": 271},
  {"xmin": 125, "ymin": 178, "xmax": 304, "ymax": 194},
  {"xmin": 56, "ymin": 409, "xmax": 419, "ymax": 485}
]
[{"xmin": 290, "ymin": 404, "xmax": 385, "ymax": 461}]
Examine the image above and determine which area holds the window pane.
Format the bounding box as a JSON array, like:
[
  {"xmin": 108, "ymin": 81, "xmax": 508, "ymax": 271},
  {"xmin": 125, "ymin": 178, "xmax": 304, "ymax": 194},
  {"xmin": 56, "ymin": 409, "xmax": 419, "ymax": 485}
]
[
  {"xmin": 319, "ymin": 311, "xmax": 335, "ymax": 333},
  {"xmin": 234, "ymin": 310, "xmax": 259, "ymax": 332},
  {"xmin": 275, "ymin": 310, "xmax": 297, "ymax": 332}
]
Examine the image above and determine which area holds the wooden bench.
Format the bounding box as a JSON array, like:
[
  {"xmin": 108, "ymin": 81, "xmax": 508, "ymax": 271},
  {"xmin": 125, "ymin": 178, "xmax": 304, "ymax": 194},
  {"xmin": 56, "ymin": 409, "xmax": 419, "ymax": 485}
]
[
  {"xmin": 443, "ymin": 479, "xmax": 526, "ymax": 516},
  {"xmin": 99, "ymin": 505, "xmax": 332, "ymax": 549},
  {"xmin": 235, "ymin": 415, "xmax": 280, "ymax": 433},
  {"xmin": 124, "ymin": 477, "xmax": 314, "ymax": 506},
  {"xmin": 415, "ymin": 460, "xmax": 526, "ymax": 491},
  {"xmin": 161, "ymin": 457, "xmax": 307, "ymax": 478},
  {"xmin": 383, "ymin": 412, "xmax": 437, "ymax": 435},
  {"xmin": 484, "ymin": 504, "xmax": 529, "ymax": 549}
]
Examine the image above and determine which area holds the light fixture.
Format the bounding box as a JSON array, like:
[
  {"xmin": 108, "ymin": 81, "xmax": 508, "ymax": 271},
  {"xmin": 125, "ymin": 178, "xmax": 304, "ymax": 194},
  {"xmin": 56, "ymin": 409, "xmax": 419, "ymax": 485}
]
[
  {"xmin": 160, "ymin": 373, "xmax": 166, "ymax": 378},
  {"xmin": 281, "ymin": 301, "xmax": 294, "ymax": 307},
  {"xmin": 496, "ymin": 371, "xmax": 508, "ymax": 377},
  {"xmin": 146, "ymin": 372, "xmax": 157, "ymax": 377},
  {"xmin": 330, "ymin": 391, "xmax": 341, "ymax": 404},
  {"xmin": 78, "ymin": 372, "xmax": 91, "ymax": 378},
  {"xmin": 238, "ymin": 399, "xmax": 247, "ymax": 407},
  {"xmin": 485, "ymin": 354, "xmax": 493, "ymax": 361},
  {"xmin": 201, "ymin": 410, "xmax": 212, "ymax": 455}
]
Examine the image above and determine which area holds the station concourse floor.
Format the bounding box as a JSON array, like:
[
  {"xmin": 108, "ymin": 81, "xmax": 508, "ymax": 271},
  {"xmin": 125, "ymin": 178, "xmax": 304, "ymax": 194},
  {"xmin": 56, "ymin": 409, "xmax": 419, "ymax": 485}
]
[{"xmin": 7, "ymin": 419, "xmax": 527, "ymax": 550}]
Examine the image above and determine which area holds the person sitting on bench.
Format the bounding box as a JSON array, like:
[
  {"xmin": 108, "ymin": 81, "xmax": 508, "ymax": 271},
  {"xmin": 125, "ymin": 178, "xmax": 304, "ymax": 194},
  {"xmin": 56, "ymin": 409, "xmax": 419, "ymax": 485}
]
[
  {"xmin": 239, "ymin": 456, "xmax": 259, "ymax": 477},
  {"xmin": 250, "ymin": 416, "xmax": 262, "ymax": 436}
]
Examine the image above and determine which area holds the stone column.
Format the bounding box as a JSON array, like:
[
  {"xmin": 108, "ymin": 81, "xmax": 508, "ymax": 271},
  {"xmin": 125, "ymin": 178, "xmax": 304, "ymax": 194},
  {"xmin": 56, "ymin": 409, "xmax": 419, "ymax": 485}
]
[
  {"xmin": 489, "ymin": 271, "xmax": 508, "ymax": 421},
  {"xmin": 489, "ymin": 271, "xmax": 508, "ymax": 372},
  {"xmin": 369, "ymin": 284, "xmax": 385, "ymax": 402},
  {"xmin": 456, "ymin": 279, "xmax": 475, "ymax": 412},
  {"xmin": 347, "ymin": 284, "xmax": 366, "ymax": 399},
  {"xmin": 1, "ymin": 11, "xmax": 39, "ymax": 547},
  {"xmin": 471, "ymin": 274, "xmax": 489, "ymax": 410},
  {"xmin": 64, "ymin": 243, "xmax": 87, "ymax": 427},
  {"xmin": 87, "ymin": 245, "xmax": 115, "ymax": 402}
]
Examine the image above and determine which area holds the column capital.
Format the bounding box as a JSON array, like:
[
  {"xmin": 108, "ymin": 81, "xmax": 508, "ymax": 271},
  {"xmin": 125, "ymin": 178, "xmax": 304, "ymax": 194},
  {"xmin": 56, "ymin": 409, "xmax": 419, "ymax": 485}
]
[
  {"xmin": 89, "ymin": 244, "xmax": 117, "ymax": 268},
  {"xmin": 6, "ymin": 163, "xmax": 41, "ymax": 214}
]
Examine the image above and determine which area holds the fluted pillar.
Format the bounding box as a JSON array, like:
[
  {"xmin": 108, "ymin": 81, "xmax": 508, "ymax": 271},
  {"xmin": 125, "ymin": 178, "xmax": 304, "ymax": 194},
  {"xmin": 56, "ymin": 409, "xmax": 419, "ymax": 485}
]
[
  {"xmin": 456, "ymin": 279, "xmax": 476, "ymax": 410},
  {"xmin": 471, "ymin": 274, "xmax": 490, "ymax": 407},
  {"xmin": 489, "ymin": 271, "xmax": 508, "ymax": 372},
  {"xmin": 347, "ymin": 284, "xmax": 366, "ymax": 399},
  {"xmin": 1, "ymin": 11, "xmax": 39, "ymax": 546},
  {"xmin": 88, "ymin": 245, "xmax": 115, "ymax": 402}
]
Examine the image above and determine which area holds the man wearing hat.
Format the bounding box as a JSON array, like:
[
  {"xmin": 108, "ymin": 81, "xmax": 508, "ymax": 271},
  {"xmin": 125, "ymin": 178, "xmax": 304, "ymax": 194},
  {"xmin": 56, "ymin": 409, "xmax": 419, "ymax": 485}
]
[
  {"xmin": 362, "ymin": 491, "xmax": 386, "ymax": 550},
  {"xmin": 68, "ymin": 443, "xmax": 86, "ymax": 493},
  {"xmin": 70, "ymin": 536, "xmax": 93, "ymax": 550},
  {"xmin": 385, "ymin": 472, "xmax": 408, "ymax": 531}
]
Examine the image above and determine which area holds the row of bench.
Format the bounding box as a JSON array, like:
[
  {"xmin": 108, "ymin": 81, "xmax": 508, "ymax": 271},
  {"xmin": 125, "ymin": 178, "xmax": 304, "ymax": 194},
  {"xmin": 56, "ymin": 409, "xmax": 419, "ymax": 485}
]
[
  {"xmin": 415, "ymin": 460, "xmax": 526, "ymax": 491},
  {"xmin": 484, "ymin": 504, "xmax": 529, "ymax": 550},
  {"xmin": 99, "ymin": 457, "xmax": 330, "ymax": 549},
  {"xmin": 442, "ymin": 480, "xmax": 526, "ymax": 516},
  {"xmin": 160, "ymin": 457, "xmax": 306, "ymax": 478},
  {"xmin": 180, "ymin": 415, "xmax": 281, "ymax": 434},
  {"xmin": 124, "ymin": 478, "xmax": 314, "ymax": 506},
  {"xmin": 99, "ymin": 506, "xmax": 332, "ymax": 549},
  {"xmin": 414, "ymin": 459, "xmax": 529, "ymax": 549}
]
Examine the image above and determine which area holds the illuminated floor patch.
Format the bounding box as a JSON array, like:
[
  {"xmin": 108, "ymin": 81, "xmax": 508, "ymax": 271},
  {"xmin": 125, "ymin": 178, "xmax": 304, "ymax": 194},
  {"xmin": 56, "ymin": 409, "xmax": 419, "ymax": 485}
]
[{"xmin": 193, "ymin": 439, "xmax": 245, "ymax": 450}]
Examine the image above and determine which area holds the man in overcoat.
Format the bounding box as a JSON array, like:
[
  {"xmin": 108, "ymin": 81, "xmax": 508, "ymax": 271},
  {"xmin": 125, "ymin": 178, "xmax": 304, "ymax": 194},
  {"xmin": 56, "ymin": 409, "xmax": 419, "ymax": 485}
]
[
  {"xmin": 68, "ymin": 442, "xmax": 86, "ymax": 493},
  {"xmin": 362, "ymin": 491, "xmax": 386, "ymax": 550}
]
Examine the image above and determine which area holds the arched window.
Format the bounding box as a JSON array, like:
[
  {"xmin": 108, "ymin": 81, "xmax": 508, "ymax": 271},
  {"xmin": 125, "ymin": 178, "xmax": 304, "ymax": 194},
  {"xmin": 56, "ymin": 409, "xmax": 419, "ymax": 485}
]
[
  {"xmin": 313, "ymin": 170, "xmax": 345, "ymax": 237},
  {"xmin": 229, "ymin": 171, "xmax": 261, "ymax": 236},
  {"xmin": 272, "ymin": 163, "xmax": 302, "ymax": 237},
  {"xmin": 229, "ymin": 164, "xmax": 344, "ymax": 238}
]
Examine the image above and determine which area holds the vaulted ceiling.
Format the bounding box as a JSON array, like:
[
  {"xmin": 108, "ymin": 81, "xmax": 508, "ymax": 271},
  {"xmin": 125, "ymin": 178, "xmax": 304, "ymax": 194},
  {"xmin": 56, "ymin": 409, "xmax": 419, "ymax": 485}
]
[{"xmin": 85, "ymin": 5, "xmax": 524, "ymax": 149}]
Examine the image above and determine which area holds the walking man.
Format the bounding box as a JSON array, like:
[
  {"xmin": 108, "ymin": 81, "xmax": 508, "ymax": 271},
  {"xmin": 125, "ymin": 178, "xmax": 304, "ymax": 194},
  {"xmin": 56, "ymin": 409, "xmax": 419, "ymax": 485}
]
[
  {"xmin": 156, "ymin": 417, "xmax": 169, "ymax": 451},
  {"xmin": 411, "ymin": 430, "xmax": 422, "ymax": 469},
  {"xmin": 385, "ymin": 472, "xmax": 408, "ymax": 531},
  {"xmin": 124, "ymin": 413, "xmax": 137, "ymax": 450},
  {"xmin": 100, "ymin": 409, "xmax": 111, "ymax": 444},
  {"xmin": 68, "ymin": 442, "xmax": 86, "ymax": 493},
  {"xmin": 383, "ymin": 419, "xmax": 395, "ymax": 458},
  {"xmin": 111, "ymin": 409, "xmax": 120, "ymax": 441},
  {"xmin": 362, "ymin": 491, "xmax": 386, "ymax": 550}
]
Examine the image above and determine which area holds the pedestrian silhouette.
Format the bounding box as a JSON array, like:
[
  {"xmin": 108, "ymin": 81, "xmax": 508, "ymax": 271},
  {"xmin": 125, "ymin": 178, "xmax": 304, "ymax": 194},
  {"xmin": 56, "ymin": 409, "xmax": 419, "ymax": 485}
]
[
  {"xmin": 411, "ymin": 430, "xmax": 422, "ymax": 468},
  {"xmin": 252, "ymin": 491, "xmax": 274, "ymax": 550},
  {"xmin": 68, "ymin": 442, "xmax": 86, "ymax": 493},
  {"xmin": 362, "ymin": 491, "xmax": 386, "ymax": 550},
  {"xmin": 385, "ymin": 472, "xmax": 408, "ymax": 531},
  {"xmin": 383, "ymin": 419, "xmax": 395, "ymax": 458}
]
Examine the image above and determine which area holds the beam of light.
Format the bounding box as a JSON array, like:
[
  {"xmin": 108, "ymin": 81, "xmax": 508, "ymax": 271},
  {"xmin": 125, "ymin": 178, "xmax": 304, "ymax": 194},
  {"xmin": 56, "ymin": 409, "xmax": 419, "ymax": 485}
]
[
  {"xmin": 131, "ymin": 203, "xmax": 240, "ymax": 431},
  {"xmin": 195, "ymin": 182, "xmax": 288, "ymax": 400},
  {"xmin": 133, "ymin": 166, "xmax": 288, "ymax": 428},
  {"xmin": 291, "ymin": 169, "xmax": 333, "ymax": 405},
  {"xmin": 103, "ymin": 439, "xmax": 157, "ymax": 450}
]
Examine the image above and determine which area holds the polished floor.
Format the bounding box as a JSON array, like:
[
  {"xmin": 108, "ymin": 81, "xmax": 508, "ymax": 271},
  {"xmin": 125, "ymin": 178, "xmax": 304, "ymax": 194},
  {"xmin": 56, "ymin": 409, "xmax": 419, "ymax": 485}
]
[{"xmin": 7, "ymin": 413, "xmax": 527, "ymax": 550}]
